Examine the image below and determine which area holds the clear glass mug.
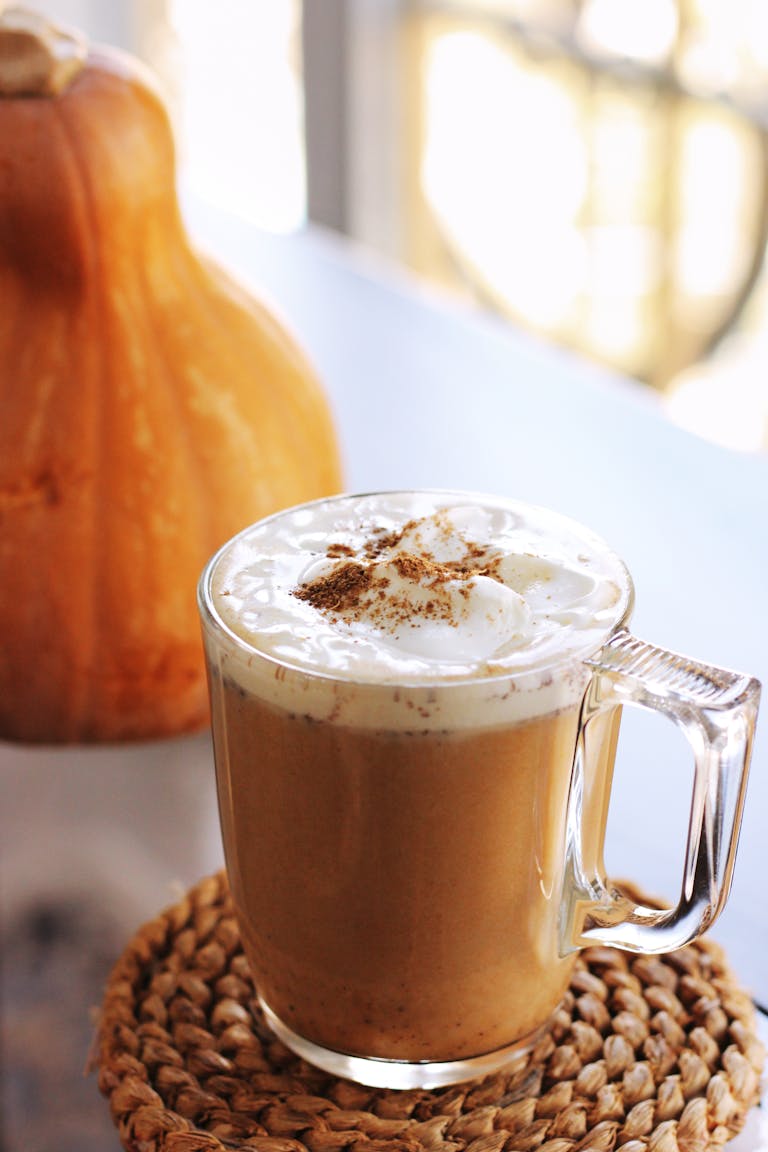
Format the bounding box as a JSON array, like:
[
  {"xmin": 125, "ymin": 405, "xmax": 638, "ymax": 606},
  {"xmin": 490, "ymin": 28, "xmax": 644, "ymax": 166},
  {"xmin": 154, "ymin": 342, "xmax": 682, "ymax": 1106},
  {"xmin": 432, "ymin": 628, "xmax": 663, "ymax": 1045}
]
[{"xmin": 197, "ymin": 491, "xmax": 760, "ymax": 1090}]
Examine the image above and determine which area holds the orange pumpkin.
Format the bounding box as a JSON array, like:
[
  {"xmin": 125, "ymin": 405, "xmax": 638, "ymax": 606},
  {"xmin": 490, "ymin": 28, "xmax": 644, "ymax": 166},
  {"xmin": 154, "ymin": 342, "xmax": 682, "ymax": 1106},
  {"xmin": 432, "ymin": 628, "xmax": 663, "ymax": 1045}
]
[{"xmin": 0, "ymin": 9, "xmax": 343, "ymax": 743}]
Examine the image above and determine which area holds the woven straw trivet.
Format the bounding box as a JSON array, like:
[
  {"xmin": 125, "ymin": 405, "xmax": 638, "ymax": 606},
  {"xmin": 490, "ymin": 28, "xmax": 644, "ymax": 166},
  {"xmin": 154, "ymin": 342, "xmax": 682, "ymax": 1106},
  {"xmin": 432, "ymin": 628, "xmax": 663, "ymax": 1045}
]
[{"xmin": 96, "ymin": 872, "xmax": 765, "ymax": 1152}]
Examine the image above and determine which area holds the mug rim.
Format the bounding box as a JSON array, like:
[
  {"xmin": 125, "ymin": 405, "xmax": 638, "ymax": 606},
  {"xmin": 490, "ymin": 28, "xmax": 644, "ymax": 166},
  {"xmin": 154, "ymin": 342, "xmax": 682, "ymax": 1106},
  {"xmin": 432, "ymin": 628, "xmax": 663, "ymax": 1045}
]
[{"xmin": 197, "ymin": 488, "xmax": 636, "ymax": 694}]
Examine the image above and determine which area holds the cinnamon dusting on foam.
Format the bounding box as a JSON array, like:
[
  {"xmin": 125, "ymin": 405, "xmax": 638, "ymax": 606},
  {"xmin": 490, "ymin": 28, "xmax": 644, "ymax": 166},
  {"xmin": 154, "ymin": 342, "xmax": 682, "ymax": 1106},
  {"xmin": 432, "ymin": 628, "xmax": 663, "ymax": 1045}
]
[
  {"xmin": 293, "ymin": 513, "xmax": 507, "ymax": 633},
  {"xmin": 294, "ymin": 560, "xmax": 377, "ymax": 615}
]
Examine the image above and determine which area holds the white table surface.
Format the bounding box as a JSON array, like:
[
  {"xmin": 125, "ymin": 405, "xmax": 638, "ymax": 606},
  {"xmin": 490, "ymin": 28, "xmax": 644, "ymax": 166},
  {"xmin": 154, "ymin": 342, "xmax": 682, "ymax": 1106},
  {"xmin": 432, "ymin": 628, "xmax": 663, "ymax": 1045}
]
[{"xmin": 1, "ymin": 197, "xmax": 766, "ymax": 1148}]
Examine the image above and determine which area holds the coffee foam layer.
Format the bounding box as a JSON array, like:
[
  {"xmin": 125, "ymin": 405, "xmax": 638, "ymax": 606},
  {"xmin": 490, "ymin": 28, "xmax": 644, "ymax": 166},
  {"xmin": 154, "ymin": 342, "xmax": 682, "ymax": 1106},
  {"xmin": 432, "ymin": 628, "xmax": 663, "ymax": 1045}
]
[{"xmin": 202, "ymin": 493, "xmax": 632, "ymax": 729}]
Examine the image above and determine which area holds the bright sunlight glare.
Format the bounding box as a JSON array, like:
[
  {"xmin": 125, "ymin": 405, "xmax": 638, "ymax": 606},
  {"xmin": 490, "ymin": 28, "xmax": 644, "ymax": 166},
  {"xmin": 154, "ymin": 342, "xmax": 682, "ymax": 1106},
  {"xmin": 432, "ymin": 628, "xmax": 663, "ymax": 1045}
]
[
  {"xmin": 169, "ymin": 0, "xmax": 305, "ymax": 232},
  {"xmin": 422, "ymin": 31, "xmax": 587, "ymax": 330},
  {"xmin": 577, "ymin": 0, "xmax": 678, "ymax": 63}
]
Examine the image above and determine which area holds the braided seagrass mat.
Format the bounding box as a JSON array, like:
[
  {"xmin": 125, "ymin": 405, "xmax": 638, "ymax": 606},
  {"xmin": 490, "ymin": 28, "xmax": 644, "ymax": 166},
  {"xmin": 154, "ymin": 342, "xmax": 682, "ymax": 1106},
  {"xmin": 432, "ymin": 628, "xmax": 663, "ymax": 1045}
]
[{"xmin": 96, "ymin": 872, "xmax": 765, "ymax": 1152}]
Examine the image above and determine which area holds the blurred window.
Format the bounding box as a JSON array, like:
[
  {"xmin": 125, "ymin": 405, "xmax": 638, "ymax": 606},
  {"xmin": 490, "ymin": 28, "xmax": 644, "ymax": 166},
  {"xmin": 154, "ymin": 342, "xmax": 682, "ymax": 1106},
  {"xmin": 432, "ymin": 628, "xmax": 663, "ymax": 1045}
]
[
  {"xmin": 398, "ymin": 0, "xmax": 768, "ymax": 403},
  {"xmin": 297, "ymin": 0, "xmax": 768, "ymax": 448}
]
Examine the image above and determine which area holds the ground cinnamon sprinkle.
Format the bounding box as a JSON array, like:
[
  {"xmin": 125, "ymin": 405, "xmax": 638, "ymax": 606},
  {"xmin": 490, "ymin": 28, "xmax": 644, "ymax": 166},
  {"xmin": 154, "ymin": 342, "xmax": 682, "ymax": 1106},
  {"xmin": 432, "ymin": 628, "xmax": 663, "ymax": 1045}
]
[
  {"xmin": 325, "ymin": 542, "xmax": 355, "ymax": 558},
  {"xmin": 391, "ymin": 553, "xmax": 451, "ymax": 586},
  {"xmin": 293, "ymin": 561, "xmax": 377, "ymax": 613},
  {"xmin": 362, "ymin": 523, "xmax": 411, "ymax": 560},
  {"xmin": 292, "ymin": 516, "xmax": 507, "ymax": 629}
]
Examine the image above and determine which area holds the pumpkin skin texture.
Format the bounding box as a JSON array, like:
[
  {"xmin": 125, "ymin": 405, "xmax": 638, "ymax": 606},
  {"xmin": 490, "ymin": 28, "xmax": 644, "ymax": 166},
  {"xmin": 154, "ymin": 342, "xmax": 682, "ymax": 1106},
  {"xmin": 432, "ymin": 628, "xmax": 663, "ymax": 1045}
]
[{"xmin": 0, "ymin": 36, "xmax": 343, "ymax": 743}]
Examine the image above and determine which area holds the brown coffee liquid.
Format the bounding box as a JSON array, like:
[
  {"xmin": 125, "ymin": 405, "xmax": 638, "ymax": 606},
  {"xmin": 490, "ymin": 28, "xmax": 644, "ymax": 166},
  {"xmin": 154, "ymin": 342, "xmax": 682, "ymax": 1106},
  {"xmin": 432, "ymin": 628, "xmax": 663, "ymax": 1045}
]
[{"xmin": 211, "ymin": 670, "xmax": 588, "ymax": 1062}]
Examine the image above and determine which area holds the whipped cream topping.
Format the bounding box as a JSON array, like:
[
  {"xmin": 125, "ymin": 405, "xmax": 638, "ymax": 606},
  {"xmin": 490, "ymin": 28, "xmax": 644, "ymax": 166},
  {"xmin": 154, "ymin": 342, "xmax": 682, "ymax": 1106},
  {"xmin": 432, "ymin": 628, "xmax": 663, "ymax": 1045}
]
[
  {"xmin": 293, "ymin": 548, "xmax": 534, "ymax": 665},
  {"xmin": 202, "ymin": 492, "xmax": 632, "ymax": 728}
]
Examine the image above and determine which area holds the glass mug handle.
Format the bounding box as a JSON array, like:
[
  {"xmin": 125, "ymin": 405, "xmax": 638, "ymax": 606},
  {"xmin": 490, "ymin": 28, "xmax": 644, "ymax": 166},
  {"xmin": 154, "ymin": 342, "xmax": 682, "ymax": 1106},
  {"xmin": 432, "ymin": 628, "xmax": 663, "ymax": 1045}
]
[{"xmin": 561, "ymin": 628, "xmax": 761, "ymax": 956}]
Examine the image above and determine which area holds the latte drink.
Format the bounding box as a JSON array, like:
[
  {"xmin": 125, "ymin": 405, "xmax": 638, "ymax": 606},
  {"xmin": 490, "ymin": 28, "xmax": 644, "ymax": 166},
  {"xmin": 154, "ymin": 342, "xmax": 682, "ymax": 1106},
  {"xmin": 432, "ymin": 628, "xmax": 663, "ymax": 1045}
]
[{"xmin": 199, "ymin": 492, "xmax": 633, "ymax": 1085}]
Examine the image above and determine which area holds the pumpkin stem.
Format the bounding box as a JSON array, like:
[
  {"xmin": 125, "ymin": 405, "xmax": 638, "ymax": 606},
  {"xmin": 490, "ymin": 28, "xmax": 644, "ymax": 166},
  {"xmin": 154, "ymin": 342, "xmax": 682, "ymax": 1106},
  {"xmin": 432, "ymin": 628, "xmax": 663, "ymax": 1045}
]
[{"xmin": 0, "ymin": 6, "xmax": 87, "ymax": 96}]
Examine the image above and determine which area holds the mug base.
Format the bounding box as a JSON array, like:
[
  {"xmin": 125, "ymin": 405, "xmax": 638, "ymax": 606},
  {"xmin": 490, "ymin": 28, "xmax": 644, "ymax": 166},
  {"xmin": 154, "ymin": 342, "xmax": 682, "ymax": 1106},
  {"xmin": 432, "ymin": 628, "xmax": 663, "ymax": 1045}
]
[{"xmin": 258, "ymin": 996, "xmax": 551, "ymax": 1090}]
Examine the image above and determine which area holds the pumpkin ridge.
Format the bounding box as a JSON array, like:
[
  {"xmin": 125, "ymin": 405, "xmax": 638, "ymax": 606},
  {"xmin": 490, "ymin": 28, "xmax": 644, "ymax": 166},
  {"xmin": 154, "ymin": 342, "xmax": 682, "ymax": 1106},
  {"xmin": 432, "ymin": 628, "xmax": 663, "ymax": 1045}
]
[
  {"xmin": 0, "ymin": 303, "xmax": 70, "ymax": 736},
  {"xmin": 152, "ymin": 254, "xmax": 290, "ymax": 524},
  {"xmin": 87, "ymin": 262, "xmax": 208, "ymax": 733},
  {"xmin": 0, "ymin": 99, "xmax": 102, "ymax": 740},
  {"xmin": 171, "ymin": 258, "xmax": 304, "ymax": 472},
  {"xmin": 142, "ymin": 235, "xmax": 340, "ymax": 522},
  {"xmin": 0, "ymin": 13, "xmax": 95, "ymax": 738},
  {"xmin": 51, "ymin": 92, "xmax": 112, "ymax": 737},
  {"xmin": 132, "ymin": 234, "xmax": 216, "ymax": 581},
  {"xmin": 191, "ymin": 256, "xmax": 343, "ymax": 494}
]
